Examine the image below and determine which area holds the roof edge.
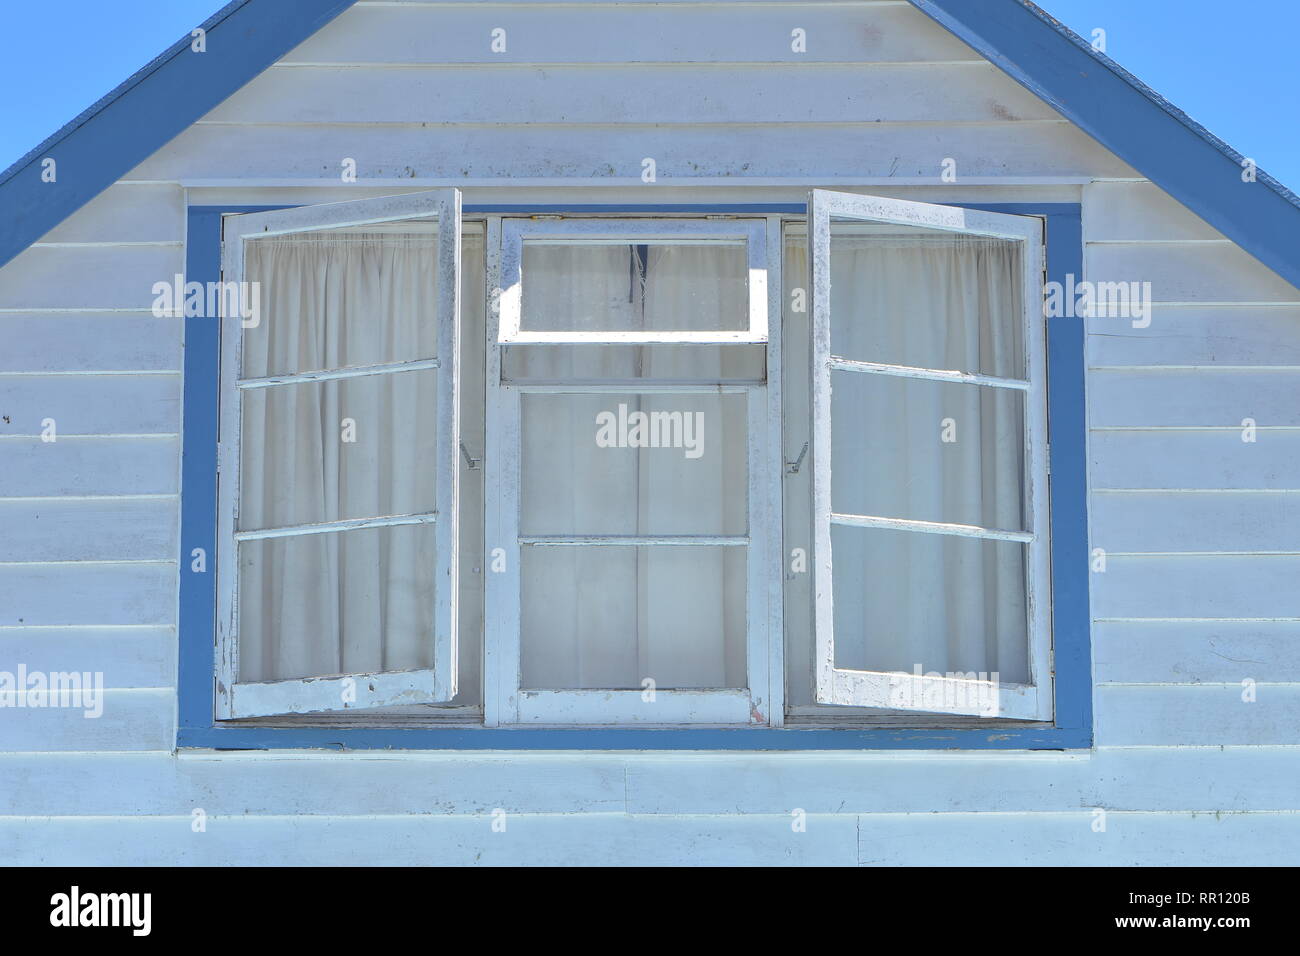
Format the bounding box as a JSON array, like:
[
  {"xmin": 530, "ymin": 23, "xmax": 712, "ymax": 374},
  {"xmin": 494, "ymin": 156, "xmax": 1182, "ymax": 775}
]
[
  {"xmin": 0, "ymin": 0, "xmax": 357, "ymax": 269},
  {"xmin": 910, "ymin": 0, "xmax": 1300, "ymax": 290}
]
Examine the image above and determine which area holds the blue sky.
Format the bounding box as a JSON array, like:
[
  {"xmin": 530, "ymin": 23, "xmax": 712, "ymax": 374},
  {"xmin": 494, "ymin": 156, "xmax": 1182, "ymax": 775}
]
[{"xmin": 1, "ymin": 0, "xmax": 1297, "ymax": 190}]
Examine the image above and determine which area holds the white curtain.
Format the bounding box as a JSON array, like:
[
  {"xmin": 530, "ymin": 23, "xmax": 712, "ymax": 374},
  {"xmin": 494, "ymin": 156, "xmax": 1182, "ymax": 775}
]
[
  {"xmin": 518, "ymin": 244, "xmax": 748, "ymax": 690},
  {"xmin": 793, "ymin": 235, "xmax": 1030, "ymax": 685},
  {"xmin": 238, "ymin": 231, "xmax": 441, "ymax": 684}
]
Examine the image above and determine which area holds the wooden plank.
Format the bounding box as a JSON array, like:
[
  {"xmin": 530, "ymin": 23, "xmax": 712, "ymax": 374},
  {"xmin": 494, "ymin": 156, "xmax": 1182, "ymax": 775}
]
[
  {"xmin": 625, "ymin": 748, "xmax": 1300, "ymax": 813},
  {"xmin": 0, "ymin": 562, "xmax": 175, "ymax": 627},
  {"xmin": 35, "ymin": 185, "xmax": 184, "ymax": 244},
  {"xmin": 1083, "ymin": 181, "xmax": 1225, "ymax": 241},
  {"xmin": 1091, "ymin": 491, "xmax": 1300, "ymax": 553},
  {"xmin": 284, "ymin": 2, "xmax": 985, "ymax": 65},
  {"xmin": 1096, "ymin": 684, "xmax": 1300, "ymax": 747},
  {"xmin": 0, "ymin": 245, "xmax": 183, "ymax": 311},
  {"xmin": 857, "ymin": 810, "xmax": 1300, "ymax": 865},
  {"xmin": 0, "ymin": 627, "xmax": 174, "ymax": 688},
  {"xmin": 0, "ymin": 812, "xmax": 858, "ymax": 866},
  {"xmin": 0, "ymin": 374, "xmax": 180, "ymax": 436},
  {"xmin": 1094, "ymin": 621, "xmax": 1300, "ymax": 684},
  {"xmin": 0, "ymin": 689, "xmax": 173, "ymax": 753},
  {"xmin": 0, "ymin": 438, "xmax": 179, "ymax": 496},
  {"xmin": 0, "ymin": 753, "xmax": 626, "ymax": 815},
  {"xmin": 1089, "ymin": 369, "xmax": 1300, "ymax": 427},
  {"xmin": 0, "ymin": 497, "xmax": 177, "ymax": 562},
  {"xmin": 1089, "ymin": 430, "xmax": 1300, "ymax": 490},
  {"xmin": 1086, "ymin": 243, "xmax": 1300, "ymax": 304},
  {"xmin": 1087, "ymin": 306, "xmax": 1300, "ymax": 367},
  {"xmin": 6, "ymin": 747, "xmax": 1300, "ymax": 817},
  {"xmin": 1092, "ymin": 554, "xmax": 1300, "ymax": 619},
  {"xmin": 207, "ymin": 63, "xmax": 1058, "ymax": 124},
  {"xmin": 0, "ymin": 314, "xmax": 182, "ymax": 373},
  {"xmin": 134, "ymin": 122, "xmax": 1136, "ymax": 181}
]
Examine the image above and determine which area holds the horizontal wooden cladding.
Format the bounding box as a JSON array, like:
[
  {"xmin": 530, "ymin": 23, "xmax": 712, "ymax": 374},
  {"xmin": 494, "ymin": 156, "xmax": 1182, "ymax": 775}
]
[
  {"xmin": 6, "ymin": 748, "xmax": 1300, "ymax": 817},
  {"xmin": 34, "ymin": 185, "xmax": 184, "ymax": 245},
  {"xmin": 623, "ymin": 749, "xmax": 1300, "ymax": 814},
  {"xmin": 1090, "ymin": 430, "xmax": 1300, "ymax": 490},
  {"xmin": 0, "ymin": 689, "xmax": 173, "ymax": 753},
  {"xmin": 0, "ymin": 439, "xmax": 179, "ymax": 497},
  {"xmin": 1092, "ymin": 491, "xmax": 1300, "ymax": 553},
  {"xmin": 1086, "ymin": 306, "xmax": 1300, "ymax": 367},
  {"xmin": 1092, "ymin": 554, "xmax": 1300, "ymax": 619},
  {"xmin": 0, "ymin": 245, "xmax": 182, "ymax": 311},
  {"xmin": 133, "ymin": 122, "xmax": 1135, "ymax": 180},
  {"xmin": 1086, "ymin": 243, "xmax": 1300, "ymax": 304},
  {"xmin": 1096, "ymin": 684, "xmax": 1300, "ymax": 747},
  {"xmin": 285, "ymin": 2, "xmax": 982, "ymax": 65},
  {"xmin": 859, "ymin": 810, "xmax": 1299, "ymax": 865},
  {"xmin": 0, "ymin": 374, "xmax": 180, "ymax": 436},
  {"xmin": 1089, "ymin": 368, "xmax": 1300, "ymax": 427},
  {"xmin": 1083, "ymin": 181, "xmax": 1226, "ymax": 242},
  {"xmin": 0, "ymin": 497, "xmax": 177, "ymax": 562},
  {"xmin": 0, "ymin": 314, "xmax": 181, "ymax": 373},
  {"xmin": 0, "ymin": 812, "xmax": 858, "ymax": 865},
  {"xmin": 1095, "ymin": 621, "xmax": 1300, "ymax": 684},
  {"xmin": 0, "ymin": 627, "xmax": 173, "ymax": 688},
  {"xmin": 0, "ymin": 562, "xmax": 174, "ymax": 627},
  {"xmin": 205, "ymin": 63, "xmax": 1058, "ymax": 125}
]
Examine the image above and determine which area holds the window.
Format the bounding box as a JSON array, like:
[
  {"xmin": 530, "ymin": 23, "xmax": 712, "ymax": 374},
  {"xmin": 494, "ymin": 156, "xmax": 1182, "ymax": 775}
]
[
  {"xmin": 207, "ymin": 190, "xmax": 1063, "ymax": 738},
  {"xmin": 216, "ymin": 191, "xmax": 462, "ymax": 718}
]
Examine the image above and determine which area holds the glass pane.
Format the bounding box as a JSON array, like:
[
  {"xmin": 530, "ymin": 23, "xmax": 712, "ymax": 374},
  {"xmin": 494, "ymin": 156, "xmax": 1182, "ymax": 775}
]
[
  {"xmin": 520, "ymin": 545, "xmax": 747, "ymax": 689},
  {"xmin": 520, "ymin": 242, "xmax": 749, "ymax": 334},
  {"xmin": 830, "ymin": 524, "xmax": 1029, "ymax": 685},
  {"xmin": 502, "ymin": 343, "xmax": 765, "ymax": 382},
  {"xmin": 243, "ymin": 224, "xmax": 440, "ymax": 379},
  {"xmin": 238, "ymin": 522, "xmax": 436, "ymax": 683},
  {"xmin": 238, "ymin": 368, "xmax": 438, "ymax": 531},
  {"xmin": 830, "ymin": 370, "xmax": 1025, "ymax": 531},
  {"xmin": 827, "ymin": 222, "xmax": 1024, "ymax": 379},
  {"xmin": 520, "ymin": 392, "xmax": 747, "ymax": 536}
]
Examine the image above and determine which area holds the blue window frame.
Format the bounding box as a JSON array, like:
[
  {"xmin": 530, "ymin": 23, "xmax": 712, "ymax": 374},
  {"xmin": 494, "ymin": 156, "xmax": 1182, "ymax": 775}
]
[{"xmin": 179, "ymin": 201, "xmax": 1090, "ymax": 750}]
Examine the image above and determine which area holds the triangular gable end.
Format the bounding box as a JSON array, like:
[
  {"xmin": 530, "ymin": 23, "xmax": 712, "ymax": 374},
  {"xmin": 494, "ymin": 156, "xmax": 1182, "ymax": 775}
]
[{"xmin": 1, "ymin": 0, "xmax": 1297, "ymax": 291}]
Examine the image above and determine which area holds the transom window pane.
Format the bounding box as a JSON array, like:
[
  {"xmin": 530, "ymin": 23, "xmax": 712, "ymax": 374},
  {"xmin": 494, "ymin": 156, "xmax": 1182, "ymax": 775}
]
[
  {"xmin": 243, "ymin": 227, "xmax": 440, "ymax": 378},
  {"xmin": 826, "ymin": 226, "xmax": 1025, "ymax": 380},
  {"xmin": 520, "ymin": 242, "xmax": 749, "ymax": 334}
]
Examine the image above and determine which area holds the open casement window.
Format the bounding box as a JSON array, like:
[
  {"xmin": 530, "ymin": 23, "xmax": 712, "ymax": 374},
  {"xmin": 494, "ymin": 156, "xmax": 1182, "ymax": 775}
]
[
  {"xmin": 809, "ymin": 190, "xmax": 1051, "ymax": 720},
  {"xmin": 216, "ymin": 190, "xmax": 462, "ymax": 718},
  {"xmin": 485, "ymin": 216, "xmax": 780, "ymax": 726}
]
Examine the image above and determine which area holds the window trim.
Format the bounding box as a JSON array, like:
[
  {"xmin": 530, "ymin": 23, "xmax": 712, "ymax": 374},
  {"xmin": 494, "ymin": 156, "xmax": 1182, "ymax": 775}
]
[{"xmin": 179, "ymin": 201, "xmax": 1091, "ymax": 751}]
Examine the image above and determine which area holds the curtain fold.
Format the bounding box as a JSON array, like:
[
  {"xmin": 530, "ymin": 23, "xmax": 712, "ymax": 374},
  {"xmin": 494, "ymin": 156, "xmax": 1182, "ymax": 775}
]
[
  {"xmin": 238, "ymin": 231, "xmax": 440, "ymax": 684},
  {"xmin": 792, "ymin": 235, "xmax": 1030, "ymax": 685},
  {"xmin": 518, "ymin": 243, "xmax": 748, "ymax": 690}
]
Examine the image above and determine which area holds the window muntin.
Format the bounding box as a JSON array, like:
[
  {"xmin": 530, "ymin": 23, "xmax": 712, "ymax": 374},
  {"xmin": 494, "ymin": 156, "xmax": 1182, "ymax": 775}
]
[
  {"xmin": 216, "ymin": 190, "xmax": 463, "ymax": 718},
  {"xmin": 806, "ymin": 190, "xmax": 1051, "ymax": 721}
]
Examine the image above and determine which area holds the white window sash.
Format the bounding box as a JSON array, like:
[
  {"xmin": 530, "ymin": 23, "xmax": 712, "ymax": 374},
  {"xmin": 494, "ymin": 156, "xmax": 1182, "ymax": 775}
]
[
  {"xmin": 809, "ymin": 189, "xmax": 1051, "ymax": 721},
  {"xmin": 483, "ymin": 214, "xmax": 782, "ymax": 727},
  {"xmin": 497, "ymin": 217, "xmax": 769, "ymax": 344},
  {"xmin": 216, "ymin": 189, "xmax": 463, "ymax": 719}
]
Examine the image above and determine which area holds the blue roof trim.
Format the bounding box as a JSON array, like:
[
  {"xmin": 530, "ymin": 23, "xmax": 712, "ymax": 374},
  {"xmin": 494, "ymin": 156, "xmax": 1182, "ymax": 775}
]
[
  {"xmin": 909, "ymin": 0, "xmax": 1300, "ymax": 290},
  {"xmin": 0, "ymin": 0, "xmax": 356, "ymax": 269}
]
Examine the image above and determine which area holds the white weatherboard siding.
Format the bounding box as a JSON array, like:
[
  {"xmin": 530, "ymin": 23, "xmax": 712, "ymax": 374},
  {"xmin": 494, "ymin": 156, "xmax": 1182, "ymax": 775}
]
[{"xmin": 0, "ymin": 0, "xmax": 1296, "ymax": 864}]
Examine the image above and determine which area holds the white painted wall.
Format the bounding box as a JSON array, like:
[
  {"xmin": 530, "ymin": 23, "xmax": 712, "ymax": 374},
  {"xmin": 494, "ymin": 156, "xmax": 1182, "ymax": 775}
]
[{"xmin": 0, "ymin": 0, "xmax": 1296, "ymax": 865}]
